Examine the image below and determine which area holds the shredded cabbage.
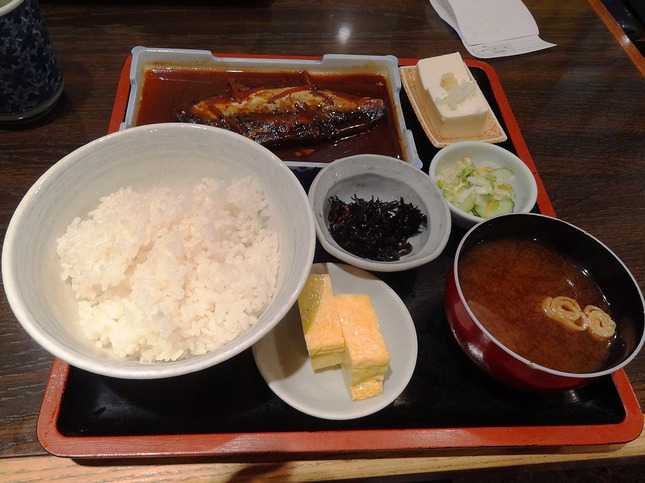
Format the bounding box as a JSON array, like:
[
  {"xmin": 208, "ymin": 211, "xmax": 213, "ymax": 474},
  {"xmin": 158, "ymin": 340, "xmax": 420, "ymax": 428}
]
[{"xmin": 435, "ymin": 156, "xmax": 515, "ymax": 218}]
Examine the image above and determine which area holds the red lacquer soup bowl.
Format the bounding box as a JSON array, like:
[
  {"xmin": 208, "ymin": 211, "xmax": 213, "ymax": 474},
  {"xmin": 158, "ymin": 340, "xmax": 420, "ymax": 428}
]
[{"xmin": 445, "ymin": 213, "xmax": 645, "ymax": 392}]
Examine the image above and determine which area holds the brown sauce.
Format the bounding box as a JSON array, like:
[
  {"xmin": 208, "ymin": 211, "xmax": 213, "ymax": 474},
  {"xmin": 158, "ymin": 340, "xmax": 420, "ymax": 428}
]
[
  {"xmin": 458, "ymin": 238, "xmax": 614, "ymax": 373},
  {"xmin": 134, "ymin": 68, "xmax": 404, "ymax": 163}
]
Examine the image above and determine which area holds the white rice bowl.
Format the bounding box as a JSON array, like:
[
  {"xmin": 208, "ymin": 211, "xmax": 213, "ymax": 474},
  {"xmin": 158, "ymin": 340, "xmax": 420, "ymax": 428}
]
[{"xmin": 2, "ymin": 123, "xmax": 316, "ymax": 379}]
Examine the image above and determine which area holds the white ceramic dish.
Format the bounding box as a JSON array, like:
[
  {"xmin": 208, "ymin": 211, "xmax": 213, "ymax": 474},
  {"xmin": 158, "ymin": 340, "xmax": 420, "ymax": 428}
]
[
  {"xmin": 428, "ymin": 141, "xmax": 538, "ymax": 229},
  {"xmin": 121, "ymin": 46, "xmax": 422, "ymax": 169},
  {"xmin": 2, "ymin": 123, "xmax": 316, "ymax": 379},
  {"xmin": 308, "ymin": 154, "xmax": 451, "ymax": 272},
  {"xmin": 252, "ymin": 263, "xmax": 418, "ymax": 420}
]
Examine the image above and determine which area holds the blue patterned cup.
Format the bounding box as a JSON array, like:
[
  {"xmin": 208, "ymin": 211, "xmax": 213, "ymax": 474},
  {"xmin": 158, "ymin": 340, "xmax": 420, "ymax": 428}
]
[{"xmin": 0, "ymin": 0, "xmax": 64, "ymax": 123}]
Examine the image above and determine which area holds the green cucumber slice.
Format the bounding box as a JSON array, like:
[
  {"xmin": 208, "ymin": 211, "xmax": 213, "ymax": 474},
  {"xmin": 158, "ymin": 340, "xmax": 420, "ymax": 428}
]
[
  {"xmin": 489, "ymin": 167, "xmax": 514, "ymax": 185},
  {"xmin": 478, "ymin": 198, "xmax": 514, "ymax": 218}
]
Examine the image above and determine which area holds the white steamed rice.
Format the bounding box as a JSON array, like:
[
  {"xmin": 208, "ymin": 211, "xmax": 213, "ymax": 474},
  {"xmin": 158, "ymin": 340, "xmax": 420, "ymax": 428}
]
[{"xmin": 56, "ymin": 176, "xmax": 280, "ymax": 362}]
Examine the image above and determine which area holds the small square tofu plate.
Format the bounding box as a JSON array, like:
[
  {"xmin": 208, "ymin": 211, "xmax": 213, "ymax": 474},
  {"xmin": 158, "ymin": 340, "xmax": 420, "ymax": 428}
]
[
  {"xmin": 399, "ymin": 65, "xmax": 506, "ymax": 148},
  {"xmin": 252, "ymin": 263, "xmax": 418, "ymax": 420}
]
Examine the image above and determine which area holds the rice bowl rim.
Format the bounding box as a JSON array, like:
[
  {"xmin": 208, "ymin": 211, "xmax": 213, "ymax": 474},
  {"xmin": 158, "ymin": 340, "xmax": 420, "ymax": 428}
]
[{"xmin": 2, "ymin": 123, "xmax": 316, "ymax": 379}]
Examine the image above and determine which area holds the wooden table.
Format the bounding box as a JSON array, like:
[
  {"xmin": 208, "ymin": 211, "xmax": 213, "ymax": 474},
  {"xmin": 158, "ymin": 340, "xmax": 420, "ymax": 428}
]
[{"xmin": 1, "ymin": 0, "xmax": 643, "ymax": 479}]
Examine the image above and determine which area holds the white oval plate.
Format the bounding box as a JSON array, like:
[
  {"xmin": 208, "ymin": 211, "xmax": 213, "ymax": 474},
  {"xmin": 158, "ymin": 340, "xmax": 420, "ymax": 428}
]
[{"xmin": 252, "ymin": 263, "xmax": 418, "ymax": 420}]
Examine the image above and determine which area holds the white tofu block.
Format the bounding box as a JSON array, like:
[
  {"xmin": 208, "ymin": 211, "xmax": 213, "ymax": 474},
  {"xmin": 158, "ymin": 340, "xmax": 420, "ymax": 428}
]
[{"xmin": 416, "ymin": 52, "xmax": 492, "ymax": 138}]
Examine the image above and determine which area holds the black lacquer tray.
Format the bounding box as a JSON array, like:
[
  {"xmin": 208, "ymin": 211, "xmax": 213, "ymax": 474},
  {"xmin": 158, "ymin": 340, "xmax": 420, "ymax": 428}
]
[{"xmin": 36, "ymin": 55, "xmax": 643, "ymax": 459}]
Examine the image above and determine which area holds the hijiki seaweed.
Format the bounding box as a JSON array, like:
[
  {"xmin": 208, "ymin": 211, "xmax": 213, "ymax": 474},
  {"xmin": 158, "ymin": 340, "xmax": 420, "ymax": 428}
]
[{"xmin": 327, "ymin": 195, "xmax": 427, "ymax": 261}]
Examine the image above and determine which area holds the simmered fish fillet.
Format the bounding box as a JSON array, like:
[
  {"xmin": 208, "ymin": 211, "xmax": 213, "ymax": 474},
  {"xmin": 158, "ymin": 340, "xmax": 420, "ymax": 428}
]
[{"xmin": 175, "ymin": 84, "xmax": 386, "ymax": 146}]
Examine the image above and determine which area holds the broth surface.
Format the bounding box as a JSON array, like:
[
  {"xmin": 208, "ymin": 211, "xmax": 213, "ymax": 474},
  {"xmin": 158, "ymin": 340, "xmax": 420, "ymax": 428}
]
[
  {"xmin": 459, "ymin": 238, "xmax": 614, "ymax": 373},
  {"xmin": 135, "ymin": 68, "xmax": 404, "ymax": 163}
]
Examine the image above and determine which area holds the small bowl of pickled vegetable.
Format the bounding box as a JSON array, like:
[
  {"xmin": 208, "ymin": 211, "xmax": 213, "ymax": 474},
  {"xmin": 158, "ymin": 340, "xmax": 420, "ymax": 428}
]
[
  {"xmin": 308, "ymin": 154, "xmax": 451, "ymax": 272},
  {"xmin": 428, "ymin": 141, "xmax": 538, "ymax": 229}
]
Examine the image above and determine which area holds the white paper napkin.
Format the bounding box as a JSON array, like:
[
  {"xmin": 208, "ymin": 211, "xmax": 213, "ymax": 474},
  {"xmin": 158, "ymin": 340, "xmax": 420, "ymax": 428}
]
[{"xmin": 430, "ymin": 0, "xmax": 556, "ymax": 58}]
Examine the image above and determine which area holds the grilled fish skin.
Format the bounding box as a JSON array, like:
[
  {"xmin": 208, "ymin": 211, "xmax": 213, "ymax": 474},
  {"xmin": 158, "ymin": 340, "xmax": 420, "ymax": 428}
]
[{"xmin": 175, "ymin": 84, "xmax": 386, "ymax": 146}]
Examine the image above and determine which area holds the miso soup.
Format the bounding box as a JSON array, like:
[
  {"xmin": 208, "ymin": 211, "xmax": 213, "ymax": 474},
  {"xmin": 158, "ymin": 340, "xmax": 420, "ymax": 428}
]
[{"xmin": 458, "ymin": 238, "xmax": 615, "ymax": 373}]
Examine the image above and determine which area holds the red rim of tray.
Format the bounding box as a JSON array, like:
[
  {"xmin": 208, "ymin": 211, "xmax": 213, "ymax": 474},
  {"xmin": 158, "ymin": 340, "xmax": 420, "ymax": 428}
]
[{"xmin": 36, "ymin": 54, "xmax": 643, "ymax": 459}]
